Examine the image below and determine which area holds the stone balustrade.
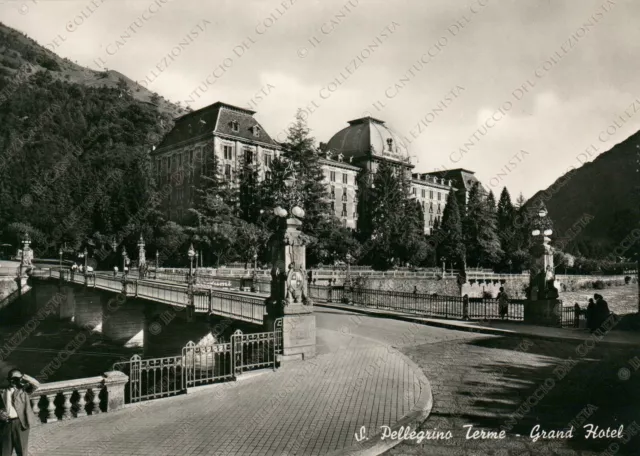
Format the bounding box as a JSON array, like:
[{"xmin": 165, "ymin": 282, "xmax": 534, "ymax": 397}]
[{"xmin": 30, "ymin": 371, "xmax": 128, "ymax": 424}]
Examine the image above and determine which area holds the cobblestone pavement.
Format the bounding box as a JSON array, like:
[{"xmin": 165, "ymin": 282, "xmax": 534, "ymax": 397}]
[
  {"xmin": 385, "ymin": 333, "xmax": 640, "ymax": 455},
  {"xmin": 316, "ymin": 307, "xmax": 640, "ymax": 455},
  {"xmin": 28, "ymin": 326, "xmax": 428, "ymax": 456}
]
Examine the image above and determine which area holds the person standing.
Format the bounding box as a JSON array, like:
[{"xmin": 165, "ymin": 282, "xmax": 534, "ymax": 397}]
[
  {"xmin": 0, "ymin": 368, "xmax": 40, "ymax": 456},
  {"xmin": 586, "ymin": 298, "xmax": 596, "ymax": 332},
  {"xmin": 594, "ymin": 294, "xmax": 611, "ymax": 328},
  {"xmin": 497, "ymin": 287, "xmax": 510, "ymax": 320}
]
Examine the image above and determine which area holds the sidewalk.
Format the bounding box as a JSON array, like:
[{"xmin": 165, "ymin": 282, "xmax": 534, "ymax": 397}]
[
  {"xmin": 28, "ymin": 328, "xmax": 431, "ymax": 456},
  {"xmin": 317, "ymin": 302, "xmax": 640, "ymax": 346}
]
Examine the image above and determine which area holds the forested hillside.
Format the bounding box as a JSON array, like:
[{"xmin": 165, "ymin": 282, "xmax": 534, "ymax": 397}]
[
  {"xmin": 528, "ymin": 131, "xmax": 640, "ymax": 261},
  {"xmin": 0, "ymin": 22, "xmax": 187, "ymax": 262}
]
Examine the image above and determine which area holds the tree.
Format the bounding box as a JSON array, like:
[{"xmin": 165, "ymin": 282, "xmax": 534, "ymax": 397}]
[
  {"xmin": 463, "ymin": 183, "xmax": 502, "ymax": 268},
  {"xmin": 238, "ymin": 162, "xmax": 262, "ymax": 224},
  {"xmin": 280, "ymin": 109, "xmax": 330, "ymax": 236},
  {"xmin": 437, "ymin": 189, "xmax": 465, "ymax": 269},
  {"xmin": 496, "ymin": 187, "xmax": 517, "ymax": 269},
  {"xmin": 361, "ymin": 162, "xmax": 407, "ymax": 269},
  {"xmin": 515, "ymin": 192, "xmax": 526, "ymax": 209}
]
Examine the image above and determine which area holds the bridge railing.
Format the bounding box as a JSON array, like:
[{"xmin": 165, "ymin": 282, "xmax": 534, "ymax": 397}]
[{"xmin": 30, "ymin": 268, "xmax": 266, "ymax": 325}]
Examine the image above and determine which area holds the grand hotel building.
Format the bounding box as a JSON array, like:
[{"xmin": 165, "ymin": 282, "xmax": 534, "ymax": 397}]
[{"xmin": 152, "ymin": 101, "xmax": 482, "ymax": 235}]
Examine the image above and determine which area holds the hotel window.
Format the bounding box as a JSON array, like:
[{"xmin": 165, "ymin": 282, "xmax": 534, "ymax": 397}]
[
  {"xmin": 178, "ymin": 153, "xmax": 183, "ymax": 168},
  {"xmin": 342, "ymin": 203, "xmax": 347, "ymax": 217},
  {"xmin": 224, "ymin": 164, "xmax": 232, "ymax": 179},
  {"xmin": 437, "ymin": 204, "xmax": 441, "ymax": 214},
  {"xmin": 429, "ymin": 203, "xmax": 433, "ymax": 213},
  {"xmin": 330, "ymin": 171, "xmax": 336, "ymax": 182},
  {"xmin": 429, "ymin": 190, "xmax": 433, "ymax": 199},
  {"xmin": 252, "ymin": 125, "xmax": 261, "ymax": 137},
  {"xmin": 230, "ymin": 120, "xmax": 239, "ymax": 133},
  {"xmin": 331, "ymin": 186, "xmax": 336, "ymax": 199},
  {"xmin": 331, "ymin": 202, "xmax": 335, "ymax": 212},
  {"xmin": 342, "ymin": 191, "xmax": 347, "ymax": 202},
  {"xmin": 343, "ymin": 219, "xmax": 347, "ymax": 228},
  {"xmin": 264, "ymin": 153, "xmax": 272, "ymax": 167},
  {"xmin": 156, "ymin": 159, "xmax": 161, "ymax": 178},
  {"xmin": 342, "ymin": 173, "xmax": 348, "ymax": 184},
  {"xmin": 223, "ymin": 144, "xmax": 234, "ymax": 160},
  {"xmin": 438, "ymin": 192, "xmax": 441, "ymax": 201},
  {"xmin": 353, "ymin": 211, "xmax": 357, "ymax": 219},
  {"xmin": 421, "ymin": 189, "xmax": 426, "ymax": 198},
  {"xmin": 244, "ymin": 148, "xmax": 254, "ymax": 165},
  {"xmin": 412, "ymin": 188, "xmax": 416, "ymax": 195},
  {"xmin": 265, "ymin": 171, "xmax": 272, "ymax": 181},
  {"xmin": 429, "ymin": 214, "xmax": 434, "ymax": 226}
]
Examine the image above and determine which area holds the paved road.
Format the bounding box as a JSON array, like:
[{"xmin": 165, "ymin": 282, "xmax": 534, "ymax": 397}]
[
  {"xmin": 314, "ymin": 307, "xmax": 640, "ymax": 455},
  {"xmin": 28, "ymin": 307, "xmax": 429, "ymax": 456}
]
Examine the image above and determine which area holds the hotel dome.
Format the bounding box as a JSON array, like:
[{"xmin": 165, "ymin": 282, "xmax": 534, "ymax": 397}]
[{"xmin": 326, "ymin": 116, "xmax": 411, "ymax": 164}]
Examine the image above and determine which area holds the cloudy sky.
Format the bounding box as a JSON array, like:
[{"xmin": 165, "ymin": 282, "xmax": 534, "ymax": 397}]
[{"xmin": 2, "ymin": 0, "xmax": 639, "ymax": 198}]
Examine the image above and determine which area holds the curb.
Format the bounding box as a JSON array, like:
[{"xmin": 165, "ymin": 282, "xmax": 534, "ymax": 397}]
[
  {"xmin": 323, "ymin": 330, "xmax": 434, "ymax": 456},
  {"xmin": 315, "ymin": 302, "xmax": 637, "ymax": 347}
]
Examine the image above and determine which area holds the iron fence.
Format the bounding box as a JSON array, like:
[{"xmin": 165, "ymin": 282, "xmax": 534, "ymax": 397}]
[
  {"xmin": 310, "ymin": 285, "xmax": 528, "ymax": 321},
  {"xmin": 113, "ymin": 319, "xmax": 282, "ymax": 404},
  {"xmin": 560, "ymin": 306, "xmax": 586, "ymax": 328}
]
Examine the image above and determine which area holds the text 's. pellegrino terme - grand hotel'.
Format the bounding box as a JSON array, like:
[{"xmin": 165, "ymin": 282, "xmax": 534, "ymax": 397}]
[{"xmin": 152, "ymin": 101, "xmax": 482, "ymax": 234}]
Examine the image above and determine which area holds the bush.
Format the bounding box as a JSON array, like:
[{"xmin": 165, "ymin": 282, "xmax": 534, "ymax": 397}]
[
  {"xmin": 625, "ymin": 276, "xmax": 632, "ymax": 284},
  {"xmin": 593, "ymin": 280, "xmax": 605, "ymax": 290},
  {"xmin": 482, "ymin": 290, "xmax": 493, "ymax": 299}
]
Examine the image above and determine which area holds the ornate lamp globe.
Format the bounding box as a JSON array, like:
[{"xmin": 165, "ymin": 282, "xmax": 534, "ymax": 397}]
[
  {"xmin": 543, "ymin": 229, "xmax": 553, "ymax": 236},
  {"xmin": 531, "ymin": 229, "xmax": 541, "ymax": 236},
  {"xmin": 291, "ymin": 206, "xmax": 305, "ymax": 218},
  {"xmin": 187, "ymin": 244, "xmax": 196, "ymax": 259},
  {"xmin": 538, "ymin": 208, "xmax": 547, "ymax": 218}
]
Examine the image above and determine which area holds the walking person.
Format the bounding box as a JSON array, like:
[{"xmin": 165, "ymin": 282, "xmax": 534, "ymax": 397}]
[
  {"xmin": 0, "ymin": 368, "xmax": 40, "ymax": 456},
  {"xmin": 497, "ymin": 287, "xmax": 510, "ymax": 320}
]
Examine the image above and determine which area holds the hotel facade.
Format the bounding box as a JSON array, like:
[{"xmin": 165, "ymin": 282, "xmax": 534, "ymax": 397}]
[{"xmin": 152, "ymin": 101, "xmax": 482, "ymax": 234}]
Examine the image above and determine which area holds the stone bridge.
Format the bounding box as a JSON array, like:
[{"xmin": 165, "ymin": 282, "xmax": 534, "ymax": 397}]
[{"xmin": 17, "ymin": 269, "xmax": 270, "ymax": 357}]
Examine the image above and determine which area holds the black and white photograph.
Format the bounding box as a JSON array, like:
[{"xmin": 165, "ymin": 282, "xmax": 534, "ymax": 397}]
[{"xmin": 0, "ymin": 0, "xmax": 639, "ymax": 454}]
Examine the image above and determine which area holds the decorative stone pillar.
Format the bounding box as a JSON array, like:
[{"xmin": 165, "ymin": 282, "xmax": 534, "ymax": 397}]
[
  {"xmin": 103, "ymin": 371, "xmax": 129, "ymax": 411},
  {"xmin": 265, "ymin": 216, "xmax": 316, "ymax": 362},
  {"xmin": 524, "ymin": 203, "xmax": 561, "ymax": 326}
]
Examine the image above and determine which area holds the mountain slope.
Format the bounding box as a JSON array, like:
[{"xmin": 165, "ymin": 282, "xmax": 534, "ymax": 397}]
[
  {"xmin": 0, "ymin": 22, "xmax": 186, "ymax": 256},
  {"xmin": 528, "ymin": 131, "xmax": 640, "ymax": 259},
  {"xmin": 0, "ymin": 22, "xmax": 183, "ymax": 119}
]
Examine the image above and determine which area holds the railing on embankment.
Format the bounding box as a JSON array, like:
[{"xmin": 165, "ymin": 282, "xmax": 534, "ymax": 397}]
[
  {"xmin": 29, "ymin": 269, "xmax": 267, "ymax": 324},
  {"xmin": 113, "ymin": 322, "xmax": 282, "ymax": 403},
  {"xmin": 27, "ymin": 371, "xmax": 129, "ymax": 424},
  {"xmin": 26, "ymin": 320, "xmax": 283, "ymax": 426},
  {"xmin": 309, "ymin": 285, "xmax": 585, "ymax": 328}
]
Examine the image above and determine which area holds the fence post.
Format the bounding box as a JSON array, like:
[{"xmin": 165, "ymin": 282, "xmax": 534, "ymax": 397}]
[
  {"xmin": 208, "ymin": 288, "xmax": 212, "ymax": 313},
  {"xmin": 232, "ymin": 329, "xmax": 243, "ymax": 379},
  {"xmin": 463, "ymin": 295, "xmax": 469, "ymax": 320}
]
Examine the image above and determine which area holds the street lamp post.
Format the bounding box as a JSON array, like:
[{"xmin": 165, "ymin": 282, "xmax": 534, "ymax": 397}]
[
  {"xmin": 441, "ymin": 257, "xmax": 446, "ymax": 278},
  {"xmin": 59, "ymin": 247, "xmax": 63, "ymax": 269},
  {"xmin": 122, "ymin": 247, "xmax": 127, "ymax": 276},
  {"xmin": 251, "ymin": 252, "xmax": 258, "ymax": 293},
  {"xmin": 137, "ymin": 235, "xmax": 146, "ymax": 278},
  {"xmin": 188, "ymin": 243, "xmax": 196, "ymax": 284},
  {"xmin": 346, "ymin": 253, "xmax": 353, "ymax": 286},
  {"xmin": 83, "ymin": 247, "xmax": 88, "ymax": 273},
  {"xmin": 508, "ymin": 259, "xmax": 512, "ymax": 274},
  {"xmin": 20, "ymin": 232, "xmax": 30, "ymax": 277},
  {"xmin": 155, "ymin": 250, "xmax": 159, "ymax": 279}
]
